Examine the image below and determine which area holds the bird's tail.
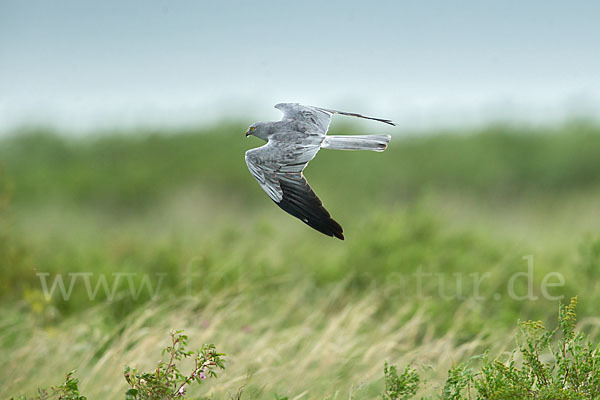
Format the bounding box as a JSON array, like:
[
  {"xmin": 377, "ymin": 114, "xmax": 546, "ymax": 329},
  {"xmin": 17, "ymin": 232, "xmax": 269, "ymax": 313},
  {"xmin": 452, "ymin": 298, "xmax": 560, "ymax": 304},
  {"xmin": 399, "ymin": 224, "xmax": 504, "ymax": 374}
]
[{"xmin": 321, "ymin": 135, "xmax": 390, "ymax": 152}]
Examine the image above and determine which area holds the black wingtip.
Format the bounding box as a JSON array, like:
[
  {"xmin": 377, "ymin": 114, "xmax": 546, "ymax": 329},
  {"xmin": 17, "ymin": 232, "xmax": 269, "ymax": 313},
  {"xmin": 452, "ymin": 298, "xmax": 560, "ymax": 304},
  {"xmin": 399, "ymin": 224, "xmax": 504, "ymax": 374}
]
[
  {"xmin": 275, "ymin": 179, "xmax": 345, "ymax": 240},
  {"xmin": 377, "ymin": 118, "xmax": 396, "ymax": 126},
  {"xmin": 328, "ymin": 223, "xmax": 344, "ymax": 240}
]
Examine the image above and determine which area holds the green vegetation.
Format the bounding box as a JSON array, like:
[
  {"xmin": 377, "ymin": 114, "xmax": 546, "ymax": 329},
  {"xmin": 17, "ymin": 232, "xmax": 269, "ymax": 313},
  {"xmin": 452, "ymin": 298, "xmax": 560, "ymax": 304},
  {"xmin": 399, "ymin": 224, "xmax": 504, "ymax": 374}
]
[
  {"xmin": 10, "ymin": 371, "xmax": 87, "ymax": 400},
  {"xmin": 123, "ymin": 330, "xmax": 225, "ymax": 399},
  {"xmin": 439, "ymin": 297, "xmax": 600, "ymax": 399},
  {"xmin": 382, "ymin": 362, "xmax": 420, "ymax": 400},
  {"xmin": 1, "ymin": 121, "xmax": 600, "ymax": 398},
  {"xmin": 12, "ymin": 298, "xmax": 600, "ymax": 399}
]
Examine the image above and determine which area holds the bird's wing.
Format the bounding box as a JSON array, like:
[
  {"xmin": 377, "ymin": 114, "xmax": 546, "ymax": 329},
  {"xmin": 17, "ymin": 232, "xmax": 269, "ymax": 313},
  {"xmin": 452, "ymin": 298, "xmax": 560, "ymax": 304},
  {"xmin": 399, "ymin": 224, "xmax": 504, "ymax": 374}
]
[
  {"xmin": 275, "ymin": 102, "xmax": 396, "ymax": 128},
  {"xmin": 315, "ymin": 106, "xmax": 396, "ymax": 126},
  {"xmin": 245, "ymin": 140, "xmax": 344, "ymax": 240},
  {"xmin": 274, "ymin": 103, "xmax": 332, "ymax": 133}
]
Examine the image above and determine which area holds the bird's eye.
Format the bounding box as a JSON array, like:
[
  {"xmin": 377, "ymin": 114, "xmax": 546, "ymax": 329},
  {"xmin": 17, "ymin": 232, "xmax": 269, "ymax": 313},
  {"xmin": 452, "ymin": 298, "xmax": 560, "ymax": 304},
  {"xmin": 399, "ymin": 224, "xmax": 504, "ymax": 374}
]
[{"xmin": 250, "ymin": 126, "xmax": 255, "ymax": 131}]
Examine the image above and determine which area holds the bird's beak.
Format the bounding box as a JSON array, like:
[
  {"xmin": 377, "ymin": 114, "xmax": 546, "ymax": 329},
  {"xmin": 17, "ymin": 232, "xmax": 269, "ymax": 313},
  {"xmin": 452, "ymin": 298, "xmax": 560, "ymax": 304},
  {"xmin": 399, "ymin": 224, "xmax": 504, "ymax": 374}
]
[{"xmin": 245, "ymin": 129, "xmax": 251, "ymax": 137}]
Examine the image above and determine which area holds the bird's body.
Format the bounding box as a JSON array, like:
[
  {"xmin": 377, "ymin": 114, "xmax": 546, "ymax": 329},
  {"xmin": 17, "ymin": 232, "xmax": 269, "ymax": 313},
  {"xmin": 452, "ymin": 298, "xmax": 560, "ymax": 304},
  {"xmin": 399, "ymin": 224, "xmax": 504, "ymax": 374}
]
[{"xmin": 245, "ymin": 103, "xmax": 394, "ymax": 240}]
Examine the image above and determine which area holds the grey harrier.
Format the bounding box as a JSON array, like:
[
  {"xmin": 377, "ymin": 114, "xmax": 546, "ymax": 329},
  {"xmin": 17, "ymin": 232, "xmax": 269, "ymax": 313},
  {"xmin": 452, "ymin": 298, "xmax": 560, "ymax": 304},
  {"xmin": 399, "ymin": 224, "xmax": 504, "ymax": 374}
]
[{"xmin": 245, "ymin": 103, "xmax": 394, "ymax": 240}]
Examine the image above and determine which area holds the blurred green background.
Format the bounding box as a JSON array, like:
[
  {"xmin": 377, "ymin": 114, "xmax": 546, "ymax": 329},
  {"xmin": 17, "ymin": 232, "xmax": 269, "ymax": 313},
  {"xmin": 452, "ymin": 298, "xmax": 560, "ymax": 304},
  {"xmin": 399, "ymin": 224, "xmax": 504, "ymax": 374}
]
[{"xmin": 1, "ymin": 121, "xmax": 600, "ymax": 398}]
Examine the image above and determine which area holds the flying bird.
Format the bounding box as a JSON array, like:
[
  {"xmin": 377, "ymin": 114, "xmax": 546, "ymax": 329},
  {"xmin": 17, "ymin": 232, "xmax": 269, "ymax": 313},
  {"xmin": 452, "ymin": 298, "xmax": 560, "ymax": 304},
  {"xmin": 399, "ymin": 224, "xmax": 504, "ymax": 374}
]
[{"xmin": 245, "ymin": 103, "xmax": 394, "ymax": 240}]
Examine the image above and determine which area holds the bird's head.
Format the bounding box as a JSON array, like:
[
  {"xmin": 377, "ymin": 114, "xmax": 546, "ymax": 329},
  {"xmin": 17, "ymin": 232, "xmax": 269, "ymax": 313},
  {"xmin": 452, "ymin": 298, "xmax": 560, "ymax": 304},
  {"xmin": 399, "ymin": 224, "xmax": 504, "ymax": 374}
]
[
  {"xmin": 245, "ymin": 122, "xmax": 268, "ymax": 140},
  {"xmin": 245, "ymin": 123, "xmax": 256, "ymax": 137}
]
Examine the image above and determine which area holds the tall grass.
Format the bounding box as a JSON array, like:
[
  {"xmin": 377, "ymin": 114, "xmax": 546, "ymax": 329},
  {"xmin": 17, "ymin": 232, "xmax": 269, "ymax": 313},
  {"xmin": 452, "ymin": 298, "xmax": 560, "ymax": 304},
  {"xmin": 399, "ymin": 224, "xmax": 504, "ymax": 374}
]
[{"xmin": 1, "ymin": 121, "xmax": 600, "ymax": 398}]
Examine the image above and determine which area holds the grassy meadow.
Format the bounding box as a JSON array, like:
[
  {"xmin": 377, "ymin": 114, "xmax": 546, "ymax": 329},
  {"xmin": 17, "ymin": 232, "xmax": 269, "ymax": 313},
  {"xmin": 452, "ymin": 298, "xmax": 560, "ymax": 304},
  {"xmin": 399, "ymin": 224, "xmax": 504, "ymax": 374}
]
[{"xmin": 1, "ymin": 121, "xmax": 600, "ymax": 398}]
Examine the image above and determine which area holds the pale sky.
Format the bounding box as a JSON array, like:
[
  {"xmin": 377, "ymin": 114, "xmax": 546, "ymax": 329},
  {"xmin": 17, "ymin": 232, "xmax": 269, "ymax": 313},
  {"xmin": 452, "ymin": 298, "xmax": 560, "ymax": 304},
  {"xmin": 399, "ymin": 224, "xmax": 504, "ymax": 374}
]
[{"xmin": 1, "ymin": 0, "xmax": 599, "ymax": 133}]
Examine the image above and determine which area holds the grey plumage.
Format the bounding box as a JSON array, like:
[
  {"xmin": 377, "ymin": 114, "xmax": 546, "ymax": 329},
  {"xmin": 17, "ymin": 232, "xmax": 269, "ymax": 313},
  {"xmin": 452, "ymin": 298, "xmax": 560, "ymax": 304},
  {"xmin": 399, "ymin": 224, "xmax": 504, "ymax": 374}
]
[
  {"xmin": 245, "ymin": 103, "xmax": 393, "ymax": 240},
  {"xmin": 321, "ymin": 135, "xmax": 390, "ymax": 151}
]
